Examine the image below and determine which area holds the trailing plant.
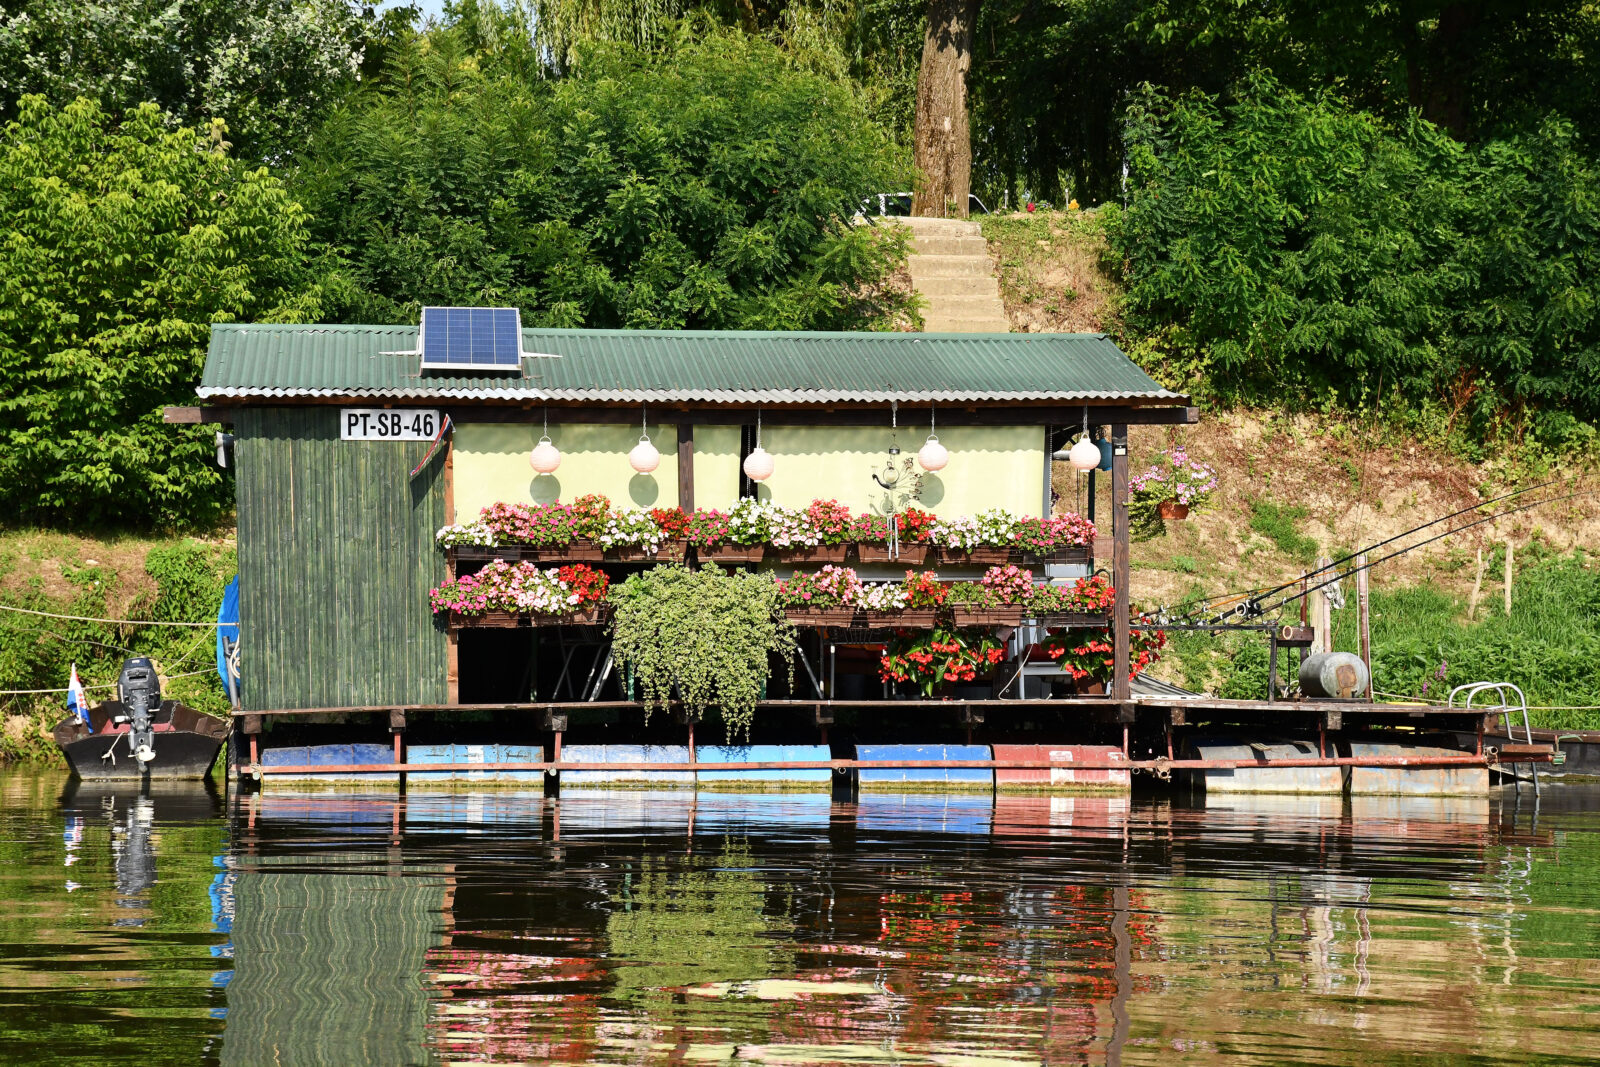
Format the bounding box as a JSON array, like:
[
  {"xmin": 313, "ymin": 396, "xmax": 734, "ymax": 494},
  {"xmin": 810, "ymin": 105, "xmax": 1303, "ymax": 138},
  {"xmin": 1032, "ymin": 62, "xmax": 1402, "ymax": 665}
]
[
  {"xmin": 429, "ymin": 561, "xmax": 608, "ymax": 616},
  {"xmin": 608, "ymin": 565, "xmax": 796, "ymax": 739},
  {"xmin": 879, "ymin": 628, "xmax": 1005, "ymax": 696}
]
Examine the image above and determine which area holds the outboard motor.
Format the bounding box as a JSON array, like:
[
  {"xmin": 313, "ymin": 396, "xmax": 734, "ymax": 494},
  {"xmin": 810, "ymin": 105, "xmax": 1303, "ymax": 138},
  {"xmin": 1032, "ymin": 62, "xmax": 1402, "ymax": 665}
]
[{"xmin": 116, "ymin": 657, "xmax": 161, "ymax": 769}]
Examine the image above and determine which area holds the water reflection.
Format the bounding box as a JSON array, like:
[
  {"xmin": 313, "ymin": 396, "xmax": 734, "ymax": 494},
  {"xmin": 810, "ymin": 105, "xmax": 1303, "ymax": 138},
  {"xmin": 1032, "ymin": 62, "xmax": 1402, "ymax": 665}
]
[{"xmin": 2, "ymin": 774, "xmax": 1598, "ymax": 1065}]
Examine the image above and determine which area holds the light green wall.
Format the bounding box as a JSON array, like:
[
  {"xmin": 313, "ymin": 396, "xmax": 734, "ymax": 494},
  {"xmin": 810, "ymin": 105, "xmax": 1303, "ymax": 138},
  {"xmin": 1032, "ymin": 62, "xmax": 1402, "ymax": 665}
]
[
  {"xmin": 454, "ymin": 422, "xmax": 679, "ymax": 518},
  {"xmin": 753, "ymin": 425, "xmax": 1046, "ymax": 516},
  {"xmin": 455, "ymin": 421, "xmax": 1046, "ymax": 517}
]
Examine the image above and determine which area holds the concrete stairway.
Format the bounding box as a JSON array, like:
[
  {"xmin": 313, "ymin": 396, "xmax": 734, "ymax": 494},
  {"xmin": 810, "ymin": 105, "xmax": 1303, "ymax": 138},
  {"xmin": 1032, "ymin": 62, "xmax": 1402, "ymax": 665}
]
[{"xmin": 893, "ymin": 216, "xmax": 1009, "ymax": 333}]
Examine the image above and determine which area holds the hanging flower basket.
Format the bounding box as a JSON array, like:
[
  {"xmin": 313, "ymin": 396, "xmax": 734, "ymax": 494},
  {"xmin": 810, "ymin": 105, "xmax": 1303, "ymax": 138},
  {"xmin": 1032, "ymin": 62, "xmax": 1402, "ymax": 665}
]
[
  {"xmin": 770, "ymin": 545, "xmax": 849, "ymax": 565},
  {"xmin": 855, "ymin": 543, "xmax": 929, "ymax": 565},
  {"xmin": 1157, "ymin": 500, "xmax": 1190, "ymax": 521},
  {"xmin": 949, "ymin": 605, "xmax": 1027, "ymax": 627},
  {"xmin": 784, "ymin": 606, "xmax": 861, "ymax": 627},
  {"xmin": 699, "ymin": 545, "xmax": 766, "ymax": 564}
]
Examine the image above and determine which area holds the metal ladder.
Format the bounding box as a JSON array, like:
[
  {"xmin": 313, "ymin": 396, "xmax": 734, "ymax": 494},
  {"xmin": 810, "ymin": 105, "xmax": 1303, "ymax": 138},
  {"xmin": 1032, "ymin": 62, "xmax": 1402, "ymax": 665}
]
[{"xmin": 1449, "ymin": 682, "xmax": 1538, "ymax": 797}]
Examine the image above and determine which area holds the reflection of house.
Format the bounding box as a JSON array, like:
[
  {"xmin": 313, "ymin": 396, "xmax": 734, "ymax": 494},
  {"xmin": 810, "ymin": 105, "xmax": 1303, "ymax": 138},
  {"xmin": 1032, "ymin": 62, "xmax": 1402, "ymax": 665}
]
[{"xmin": 222, "ymin": 855, "xmax": 446, "ymax": 1065}]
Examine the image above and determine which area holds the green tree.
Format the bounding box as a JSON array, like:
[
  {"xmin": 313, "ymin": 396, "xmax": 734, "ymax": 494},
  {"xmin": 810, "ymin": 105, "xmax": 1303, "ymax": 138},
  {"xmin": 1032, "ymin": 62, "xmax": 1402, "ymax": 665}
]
[
  {"xmin": 0, "ymin": 0, "xmax": 377, "ymax": 158},
  {"xmin": 0, "ymin": 96, "xmax": 322, "ymax": 528},
  {"xmin": 299, "ymin": 21, "xmax": 912, "ymax": 330}
]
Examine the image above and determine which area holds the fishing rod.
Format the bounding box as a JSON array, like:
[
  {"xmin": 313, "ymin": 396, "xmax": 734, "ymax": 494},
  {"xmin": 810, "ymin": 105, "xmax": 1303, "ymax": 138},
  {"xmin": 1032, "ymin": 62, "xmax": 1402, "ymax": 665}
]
[
  {"xmin": 1236, "ymin": 487, "xmax": 1590, "ymax": 621},
  {"xmin": 1174, "ymin": 477, "xmax": 1556, "ymax": 623}
]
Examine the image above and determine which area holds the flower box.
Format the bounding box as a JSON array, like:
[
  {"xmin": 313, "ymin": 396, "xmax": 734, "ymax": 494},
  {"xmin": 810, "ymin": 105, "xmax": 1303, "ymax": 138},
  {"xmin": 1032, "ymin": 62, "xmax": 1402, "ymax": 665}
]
[
  {"xmin": 1022, "ymin": 545, "xmax": 1092, "ymax": 565},
  {"xmin": 450, "ymin": 607, "xmax": 606, "ymax": 628},
  {"xmin": 770, "ymin": 544, "xmax": 849, "ymax": 565},
  {"xmin": 1031, "ymin": 611, "xmax": 1110, "ymax": 628},
  {"xmin": 935, "ymin": 547, "xmax": 1016, "ymax": 567},
  {"xmin": 699, "ymin": 545, "xmax": 765, "ymax": 564},
  {"xmin": 859, "ymin": 609, "xmax": 939, "ymax": 629},
  {"xmin": 605, "ymin": 540, "xmax": 688, "ymax": 563},
  {"xmin": 448, "ymin": 543, "xmax": 605, "ymax": 565},
  {"xmin": 855, "ymin": 543, "xmax": 929, "ymax": 565},
  {"xmin": 950, "ymin": 605, "xmax": 1026, "ymax": 627},
  {"xmin": 784, "ymin": 606, "xmax": 860, "ymax": 627}
]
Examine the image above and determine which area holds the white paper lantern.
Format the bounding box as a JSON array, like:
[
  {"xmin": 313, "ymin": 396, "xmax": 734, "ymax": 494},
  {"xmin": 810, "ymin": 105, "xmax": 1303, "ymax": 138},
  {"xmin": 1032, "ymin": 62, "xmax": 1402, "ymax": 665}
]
[
  {"xmin": 917, "ymin": 434, "xmax": 949, "ymax": 472},
  {"xmin": 742, "ymin": 446, "xmax": 775, "ymax": 482},
  {"xmin": 629, "ymin": 435, "xmax": 661, "ymax": 474},
  {"xmin": 529, "ymin": 435, "xmax": 562, "ymax": 474},
  {"xmin": 1067, "ymin": 434, "xmax": 1101, "ymax": 472}
]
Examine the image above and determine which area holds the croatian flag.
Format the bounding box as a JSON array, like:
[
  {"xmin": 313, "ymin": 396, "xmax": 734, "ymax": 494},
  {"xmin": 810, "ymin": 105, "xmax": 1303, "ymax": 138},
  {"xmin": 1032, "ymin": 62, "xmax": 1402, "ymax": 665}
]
[{"xmin": 66, "ymin": 664, "xmax": 90, "ymax": 726}]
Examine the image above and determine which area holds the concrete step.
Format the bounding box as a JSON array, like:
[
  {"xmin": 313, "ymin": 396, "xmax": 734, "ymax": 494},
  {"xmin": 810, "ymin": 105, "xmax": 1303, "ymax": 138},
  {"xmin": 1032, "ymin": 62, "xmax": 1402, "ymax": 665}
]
[
  {"xmin": 911, "ymin": 235, "xmax": 990, "ymax": 256},
  {"xmin": 922, "ymin": 317, "xmax": 1012, "ymax": 333},
  {"xmin": 912, "ymin": 275, "xmax": 1002, "ymax": 299},
  {"xmin": 922, "ymin": 295, "xmax": 1007, "ymax": 316},
  {"xmin": 889, "ymin": 216, "xmax": 983, "ymax": 237},
  {"xmin": 908, "ymin": 254, "xmax": 996, "ymax": 278}
]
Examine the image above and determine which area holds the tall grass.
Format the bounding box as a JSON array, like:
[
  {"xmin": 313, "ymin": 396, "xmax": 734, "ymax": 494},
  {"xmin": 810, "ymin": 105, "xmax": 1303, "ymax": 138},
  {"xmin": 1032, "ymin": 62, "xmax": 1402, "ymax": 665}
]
[{"xmin": 1331, "ymin": 549, "xmax": 1600, "ymax": 729}]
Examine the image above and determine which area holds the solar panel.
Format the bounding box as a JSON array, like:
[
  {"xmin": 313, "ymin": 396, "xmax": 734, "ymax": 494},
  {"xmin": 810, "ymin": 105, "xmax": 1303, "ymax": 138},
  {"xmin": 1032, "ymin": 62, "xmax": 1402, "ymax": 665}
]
[{"xmin": 418, "ymin": 307, "xmax": 523, "ymax": 371}]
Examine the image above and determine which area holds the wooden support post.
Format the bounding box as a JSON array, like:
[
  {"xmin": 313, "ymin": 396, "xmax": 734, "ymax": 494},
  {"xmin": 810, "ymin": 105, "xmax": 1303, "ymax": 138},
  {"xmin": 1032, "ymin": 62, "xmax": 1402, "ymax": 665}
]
[
  {"xmin": 1356, "ymin": 552, "xmax": 1372, "ymax": 702},
  {"xmin": 1503, "ymin": 540, "xmax": 1514, "ymax": 617},
  {"xmin": 1111, "ymin": 425, "xmax": 1131, "ymax": 707},
  {"xmin": 1468, "ymin": 546, "xmax": 1486, "ymax": 620},
  {"xmin": 677, "ymin": 423, "xmax": 695, "ymax": 513},
  {"xmin": 688, "ymin": 719, "xmax": 696, "ymax": 764},
  {"xmin": 1313, "ymin": 556, "xmax": 1333, "ymax": 654}
]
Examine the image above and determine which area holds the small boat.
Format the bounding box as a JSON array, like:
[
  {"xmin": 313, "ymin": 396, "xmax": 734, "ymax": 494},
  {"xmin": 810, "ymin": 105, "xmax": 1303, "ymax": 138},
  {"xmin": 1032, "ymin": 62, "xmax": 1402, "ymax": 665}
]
[{"xmin": 52, "ymin": 657, "xmax": 228, "ymax": 781}]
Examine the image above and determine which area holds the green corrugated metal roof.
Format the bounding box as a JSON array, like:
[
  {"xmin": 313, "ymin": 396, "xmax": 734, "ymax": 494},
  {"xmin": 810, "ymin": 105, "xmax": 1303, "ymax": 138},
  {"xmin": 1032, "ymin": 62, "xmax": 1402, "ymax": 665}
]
[{"xmin": 198, "ymin": 324, "xmax": 1183, "ymax": 405}]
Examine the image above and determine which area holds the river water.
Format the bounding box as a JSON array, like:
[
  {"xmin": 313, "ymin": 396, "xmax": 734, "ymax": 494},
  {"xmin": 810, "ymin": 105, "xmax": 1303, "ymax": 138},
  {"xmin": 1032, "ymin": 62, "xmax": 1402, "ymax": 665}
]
[{"xmin": 2, "ymin": 772, "xmax": 1597, "ymax": 1065}]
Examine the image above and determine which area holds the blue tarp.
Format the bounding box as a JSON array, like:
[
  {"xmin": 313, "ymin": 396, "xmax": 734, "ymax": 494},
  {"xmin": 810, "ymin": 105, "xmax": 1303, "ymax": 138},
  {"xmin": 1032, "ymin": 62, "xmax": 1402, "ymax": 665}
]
[{"xmin": 216, "ymin": 576, "xmax": 240, "ymax": 697}]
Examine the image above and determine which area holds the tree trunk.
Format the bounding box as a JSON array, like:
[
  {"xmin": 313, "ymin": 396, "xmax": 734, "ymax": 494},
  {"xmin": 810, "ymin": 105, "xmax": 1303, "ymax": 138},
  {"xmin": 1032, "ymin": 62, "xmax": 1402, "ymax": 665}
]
[{"xmin": 911, "ymin": 0, "xmax": 980, "ymax": 218}]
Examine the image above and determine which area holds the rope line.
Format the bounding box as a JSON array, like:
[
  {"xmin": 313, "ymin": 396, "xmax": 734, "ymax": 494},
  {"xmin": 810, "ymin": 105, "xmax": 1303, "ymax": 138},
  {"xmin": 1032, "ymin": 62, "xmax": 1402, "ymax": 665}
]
[
  {"xmin": 0, "ymin": 666, "xmax": 217, "ymax": 696},
  {"xmin": 0, "ymin": 603, "xmax": 219, "ymax": 628}
]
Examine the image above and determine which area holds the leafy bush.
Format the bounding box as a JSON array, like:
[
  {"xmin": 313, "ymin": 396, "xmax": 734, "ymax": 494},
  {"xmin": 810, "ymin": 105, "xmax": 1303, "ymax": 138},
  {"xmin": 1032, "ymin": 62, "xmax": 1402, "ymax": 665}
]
[
  {"xmin": 298, "ymin": 22, "xmax": 913, "ymax": 331},
  {"xmin": 0, "ymin": 97, "xmax": 322, "ymax": 529},
  {"xmin": 1105, "ymin": 74, "xmax": 1600, "ymax": 438}
]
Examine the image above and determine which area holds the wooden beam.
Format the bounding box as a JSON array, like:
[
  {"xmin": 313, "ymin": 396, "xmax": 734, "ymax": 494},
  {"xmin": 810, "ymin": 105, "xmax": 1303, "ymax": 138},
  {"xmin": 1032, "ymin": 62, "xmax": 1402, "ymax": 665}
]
[
  {"xmin": 436, "ymin": 404, "xmax": 1198, "ymax": 427},
  {"xmin": 677, "ymin": 422, "xmax": 695, "ymax": 512},
  {"xmin": 162, "ymin": 405, "xmax": 231, "ymax": 424},
  {"xmin": 1111, "ymin": 424, "xmax": 1131, "ymax": 705}
]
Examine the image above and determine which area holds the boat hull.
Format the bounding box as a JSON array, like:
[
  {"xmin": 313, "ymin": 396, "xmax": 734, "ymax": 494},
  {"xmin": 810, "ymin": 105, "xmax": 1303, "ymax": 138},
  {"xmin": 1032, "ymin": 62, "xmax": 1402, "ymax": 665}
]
[{"xmin": 53, "ymin": 701, "xmax": 227, "ymax": 781}]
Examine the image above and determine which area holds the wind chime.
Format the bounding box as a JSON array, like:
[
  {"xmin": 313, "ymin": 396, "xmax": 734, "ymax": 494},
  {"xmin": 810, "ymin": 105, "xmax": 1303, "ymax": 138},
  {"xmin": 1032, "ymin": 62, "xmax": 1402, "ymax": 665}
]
[{"xmin": 871, "ymin": 401, "xmax": 928, "ymax": 559}]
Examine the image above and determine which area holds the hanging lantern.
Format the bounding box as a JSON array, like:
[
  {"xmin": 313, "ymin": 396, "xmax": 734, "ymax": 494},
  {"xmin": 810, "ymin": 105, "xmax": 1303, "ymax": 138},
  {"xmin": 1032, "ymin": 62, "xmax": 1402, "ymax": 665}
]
[
  {"xmin": 529, "ymin": 435, "xmax": 562, "ymax": 474},
  {"xmin": 743, "ymin": 446, "xmax": 775, "ymax": 482},
  {"xmin": 743, "ymin": 408, "xmax": 774, "ymax": 482},
  {"xmin": 629, "ymin": 406, "xmax": 660, "ymax": 474},
  {"xmin": 917, "ymin": 404, "xmax": 948, "ymax": 471},
  {"xmin": 1068, "ymin": 435, "xmax": 1101, "ymax": 472},
  {"xmin": 529, "ymin": 409, "xmax": 561, "ymax": 474}
]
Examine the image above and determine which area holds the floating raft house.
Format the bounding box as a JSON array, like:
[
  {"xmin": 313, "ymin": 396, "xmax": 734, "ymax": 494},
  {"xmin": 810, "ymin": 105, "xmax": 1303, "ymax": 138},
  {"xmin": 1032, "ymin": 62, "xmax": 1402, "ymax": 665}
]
[{"xmin": 170, "ymin": 322, "xmax": 1543, "ymax": 793}]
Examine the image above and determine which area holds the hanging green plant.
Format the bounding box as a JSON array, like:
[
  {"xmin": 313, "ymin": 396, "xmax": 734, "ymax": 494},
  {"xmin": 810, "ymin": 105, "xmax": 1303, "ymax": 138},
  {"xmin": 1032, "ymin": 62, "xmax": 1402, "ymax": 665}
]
[{"xmin": 608, "ymin": 565, "xmax": 796, "ymax": 740}]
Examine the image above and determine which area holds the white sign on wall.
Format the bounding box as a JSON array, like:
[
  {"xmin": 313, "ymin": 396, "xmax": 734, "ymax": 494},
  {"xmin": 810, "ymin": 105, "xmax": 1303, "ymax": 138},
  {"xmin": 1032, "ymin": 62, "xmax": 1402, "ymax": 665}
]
[{"xmin": 340, "ymin": 408, "xmax": 442, "ymax": 441}]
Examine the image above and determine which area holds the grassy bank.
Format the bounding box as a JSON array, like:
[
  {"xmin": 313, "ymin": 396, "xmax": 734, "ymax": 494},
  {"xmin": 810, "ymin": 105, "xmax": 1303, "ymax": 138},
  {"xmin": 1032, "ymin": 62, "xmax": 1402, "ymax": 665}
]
[{"xmin": 0, "ymin": 529, "xmax": 234, "ymax": 765}]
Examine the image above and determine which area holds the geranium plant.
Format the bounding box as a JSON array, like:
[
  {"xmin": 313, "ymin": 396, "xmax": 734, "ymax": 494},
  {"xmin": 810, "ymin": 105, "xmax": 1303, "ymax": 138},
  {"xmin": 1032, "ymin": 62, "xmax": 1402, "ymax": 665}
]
[
  {"xmin": 776, "ymin": 565, "xmax": 864, "ymax": 608},
  {"xmin": 1040, "ymin": 617, "xmax": 1167, "ymax": 683},
  {"xmin": 901, "ymin": 570, "xmax": 949, "ymax": 609},
  {"xmin": 879, "ymin": 627, "xmax": 1006, "ymax": 696},
  {"xmin": 1026, "ymin": 575, "xmax": 1117, "ymax": 615},
  {"xmin": 429, "ymin": 561, "xmax": 609, "ymax": 617},
  {"xmin": 805, "ymin": 499, "xmax": 854, "ymax": 545}
]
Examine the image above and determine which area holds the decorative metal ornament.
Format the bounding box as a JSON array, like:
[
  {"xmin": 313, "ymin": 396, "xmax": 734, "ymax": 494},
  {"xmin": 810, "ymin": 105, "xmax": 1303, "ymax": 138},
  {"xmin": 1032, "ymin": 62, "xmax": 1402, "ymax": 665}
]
[
  {"xmin": 629, "ymin": 407, "xmax": 660, "ymax": 474},
  {"xmin": 529, "ymin": 409, "xmax": 561, "ymax": 474}
]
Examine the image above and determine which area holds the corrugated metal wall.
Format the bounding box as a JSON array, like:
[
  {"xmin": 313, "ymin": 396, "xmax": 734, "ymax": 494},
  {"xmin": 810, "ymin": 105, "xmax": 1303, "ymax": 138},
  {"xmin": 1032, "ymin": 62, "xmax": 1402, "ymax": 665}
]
[{"xmin": 234, "ymin": 408, "xmax": 448, "ymax": 710}]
